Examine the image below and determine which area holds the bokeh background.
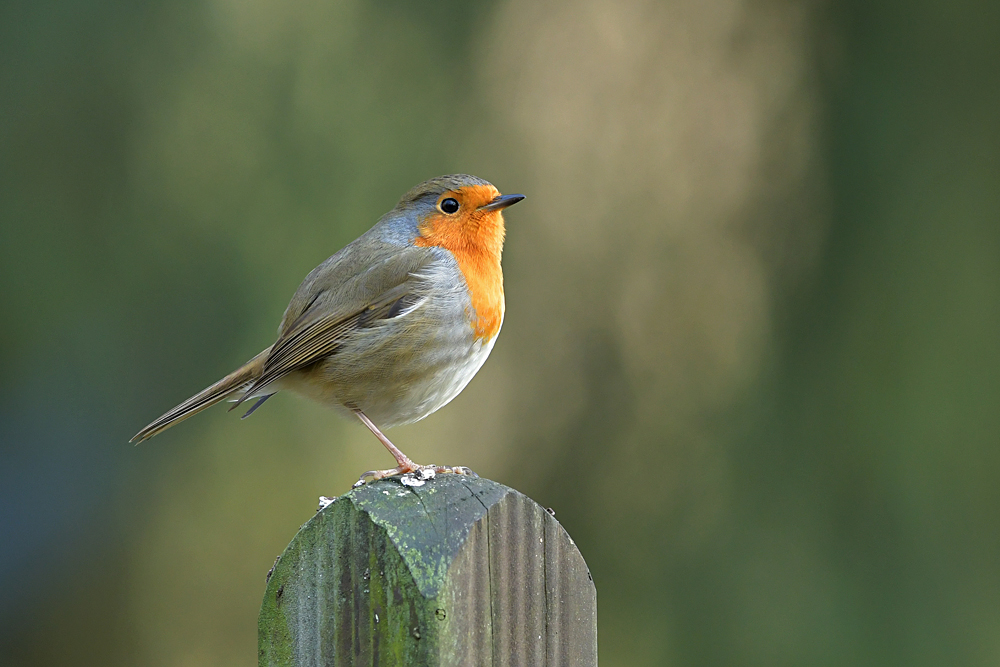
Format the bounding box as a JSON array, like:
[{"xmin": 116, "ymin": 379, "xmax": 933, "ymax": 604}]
[{"xmin": 2, "ymin": 0, "xmax": 998, "ymax": 664}]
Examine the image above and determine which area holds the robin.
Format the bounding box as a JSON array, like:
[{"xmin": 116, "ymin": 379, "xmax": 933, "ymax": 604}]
[{"xmin": 131, "ymin": 174, "xmax": 523, "ymax": 483}]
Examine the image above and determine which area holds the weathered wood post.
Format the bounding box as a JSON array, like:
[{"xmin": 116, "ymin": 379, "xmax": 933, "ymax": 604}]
[{"xmin": 258, "ymin": 473, "xmax": 597, "ymax": 666}]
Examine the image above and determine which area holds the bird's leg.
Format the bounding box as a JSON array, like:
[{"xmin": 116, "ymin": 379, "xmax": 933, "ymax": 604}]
[
  {"xmin": 353, "ymin": 409, "xmax": 419, "ymax": 480},
  {"xmin": 352, "ymin": 409, "xmax": 477, "ymax": 486}
]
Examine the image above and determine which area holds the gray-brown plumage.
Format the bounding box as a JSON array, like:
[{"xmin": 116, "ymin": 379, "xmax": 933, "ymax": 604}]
[{"xmin": 131, "ymin": 174, "xmax": 523, "ymax": 482}]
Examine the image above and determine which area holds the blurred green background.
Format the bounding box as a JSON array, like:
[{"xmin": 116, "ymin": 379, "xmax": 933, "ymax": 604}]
[{"xmin": 1, "ymin": 0, "xmax": 998, "ymax": 664}]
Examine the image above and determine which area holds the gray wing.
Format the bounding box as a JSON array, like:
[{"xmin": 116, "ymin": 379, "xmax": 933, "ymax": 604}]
[{"xmin": 231, "ymin": 243, "xmax": 436, "ymax": 409}]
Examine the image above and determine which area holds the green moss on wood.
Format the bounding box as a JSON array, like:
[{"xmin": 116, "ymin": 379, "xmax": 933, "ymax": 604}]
[{"xmin": 258, "ymin": 475, "xmax": 596, "ymax": 666}]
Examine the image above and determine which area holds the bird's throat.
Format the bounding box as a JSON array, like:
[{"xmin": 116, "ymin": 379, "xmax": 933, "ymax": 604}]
[{"xmin": 415, "ymin": 203, "xmax": 505, "ymax": 341}]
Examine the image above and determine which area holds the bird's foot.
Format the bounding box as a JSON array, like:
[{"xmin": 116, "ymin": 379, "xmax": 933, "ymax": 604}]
[
  {"xmin": 354, "ymin": 462, "xmax": 419, "ymax": 487},
  {"xmin": 440, "ymin": 465, "xmax": 477, "ymax": 477},
  {"xmin": 399, "ymin": 465, "xmax": 478, "ymax": 487},
  {"xmin": 353, "ymin": 463, "xmax": 478, "ymax": 488}
]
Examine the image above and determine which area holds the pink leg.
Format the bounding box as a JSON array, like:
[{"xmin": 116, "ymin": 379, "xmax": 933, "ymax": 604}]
[
  {"xmin": 354, "ymin": 408, "xmax": 420, "ymax": 472},
  {"xmin": 352, "ymin": 408, "xmax": 477, "ymax": 484}
]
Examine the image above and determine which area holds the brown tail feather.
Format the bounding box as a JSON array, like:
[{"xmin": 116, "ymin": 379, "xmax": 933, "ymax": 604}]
[{"xmin": 130, "ymin": 347, "xmax": 272, "ymax": 443}]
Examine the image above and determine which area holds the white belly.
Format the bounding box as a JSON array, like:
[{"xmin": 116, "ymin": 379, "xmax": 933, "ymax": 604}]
[{"xmin": 379, "ymin": 331, "xmax": 497, "ymax": 426}]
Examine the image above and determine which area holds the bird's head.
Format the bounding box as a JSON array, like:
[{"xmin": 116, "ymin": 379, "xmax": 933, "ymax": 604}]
[{"xmin": 397, "ymin": 174, "xmax": 524, "ymax": 259}]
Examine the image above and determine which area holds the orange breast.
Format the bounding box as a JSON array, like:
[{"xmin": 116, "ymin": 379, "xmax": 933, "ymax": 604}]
[{"xmin": 413, "ymin": 185, "xmax": 506, "ymax": 341}]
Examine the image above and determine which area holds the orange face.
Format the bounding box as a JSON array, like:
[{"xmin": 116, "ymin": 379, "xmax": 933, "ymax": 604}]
[{"xmin": 414, "ymin": 185, "xmax": 507, "ymax": 341}]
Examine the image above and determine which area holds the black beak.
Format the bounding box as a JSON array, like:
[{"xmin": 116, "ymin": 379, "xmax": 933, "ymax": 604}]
[{"xmin": 478, "ymin": 193, "xmax": 525, "ymax": 212}]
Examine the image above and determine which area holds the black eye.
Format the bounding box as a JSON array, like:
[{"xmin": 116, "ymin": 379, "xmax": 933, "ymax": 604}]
[{"xmin": 440, "ymin": 198, "xmax": 459, "ymax": 214}]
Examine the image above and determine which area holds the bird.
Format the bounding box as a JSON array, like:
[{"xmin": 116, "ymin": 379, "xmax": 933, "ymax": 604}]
[{"xmin": 131, "ymin": 174, "xmax": 523, "ymax": 483}]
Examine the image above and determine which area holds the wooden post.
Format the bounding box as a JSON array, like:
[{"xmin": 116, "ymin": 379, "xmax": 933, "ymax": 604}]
[{"xmin": 258, "ymin": 474, "xmax": 597, "ymax": 666}]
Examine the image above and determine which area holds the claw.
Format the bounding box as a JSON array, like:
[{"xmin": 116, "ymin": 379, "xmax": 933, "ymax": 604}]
[
  {"xmin": 353, "ymin": 463, "xmax": 478, "ymax": 487},
  {"xmin": 355, "ymin": 462, "xmax": 418, "ymax": 487}
]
